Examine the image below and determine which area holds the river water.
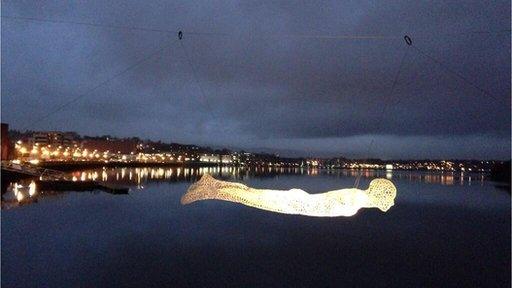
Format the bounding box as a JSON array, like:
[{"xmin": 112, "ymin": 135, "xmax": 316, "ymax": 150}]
[{"xmin": 1, "ymin": 167, "xmax": 510, "ymax": 287}]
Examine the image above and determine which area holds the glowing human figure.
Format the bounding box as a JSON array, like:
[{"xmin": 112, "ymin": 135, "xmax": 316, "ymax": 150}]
[{"xmin": 181, "ymin": 174, "xmax": 397, "ymax": 217}]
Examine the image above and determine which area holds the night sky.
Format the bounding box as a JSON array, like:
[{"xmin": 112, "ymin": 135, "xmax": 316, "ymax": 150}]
[{"xmin": 2, "ymin": 1, "xmax": 510, "ymax": 159}]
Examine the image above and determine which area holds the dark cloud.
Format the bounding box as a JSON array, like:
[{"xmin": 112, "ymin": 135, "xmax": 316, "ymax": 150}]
[{"xmin": 1, "ymin": 0, "xmax": 510, "ymax": 159}]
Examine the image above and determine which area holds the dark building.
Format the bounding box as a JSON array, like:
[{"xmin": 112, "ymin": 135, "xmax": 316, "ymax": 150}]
[
  {"xmin": 30, "ymin": 131, "xmax": 78, "ymax": 146},
  {"xmin": 1, "ymin": 123, "xmax": 12, "ymax": 160},
  {"xmin": 81, "ymin": 139, "xmax": 140, "ymax": 154}
]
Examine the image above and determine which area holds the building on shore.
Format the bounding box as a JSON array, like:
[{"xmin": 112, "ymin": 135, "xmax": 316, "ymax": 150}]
[
  {"xmin": 200, "ymin": 154, "xmax": 220, "ymax": 163},
  {"xmin": 199, "ymin": 154, "xmax": 234, "ymax": 164},
  {"xmin": 80, "ymin": 138, "xmax": 140, "ymax": 155},
  {"xmin": 1, "ymin": 123, "xmax": 12, "ymax": 160},
  {"xmin": 221, "ymin": 154, "xmax": 233, "ymax": 164},
  {"xmin": 30, "ymin": 131, "xmax": 78, "ymax": 146}
]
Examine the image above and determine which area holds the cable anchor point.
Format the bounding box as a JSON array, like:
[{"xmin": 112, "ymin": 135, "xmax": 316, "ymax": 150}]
[{"xmin": 404, "ymin": 35, "xmax": 412, "ymax": 46}]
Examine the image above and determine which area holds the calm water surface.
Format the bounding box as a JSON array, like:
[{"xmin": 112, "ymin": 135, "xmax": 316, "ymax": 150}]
[{"xmin": 2, "ymin": 167, "xmax": 510, "ymax": 287}]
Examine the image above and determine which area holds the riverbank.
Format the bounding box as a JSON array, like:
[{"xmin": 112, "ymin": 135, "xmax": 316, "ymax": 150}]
[{"xmin": 39, "ymin": 161, "xmax": 221, "ymax": 171}]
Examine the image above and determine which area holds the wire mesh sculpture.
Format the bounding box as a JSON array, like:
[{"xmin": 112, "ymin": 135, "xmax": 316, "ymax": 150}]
[{"xmin": 182, "ymin": 174, "xmax": 397, "ymax": 217}]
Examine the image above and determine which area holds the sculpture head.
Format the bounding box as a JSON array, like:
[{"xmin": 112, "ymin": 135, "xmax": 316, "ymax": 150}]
[{"xmin": 366, "ymin": 178, "xmax": 397, "ymax": 212}]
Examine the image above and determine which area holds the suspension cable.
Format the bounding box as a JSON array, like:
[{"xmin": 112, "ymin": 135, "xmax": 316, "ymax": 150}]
[
  {"xmin": 4, "ymin": 14, "xmax": 509, "ymax": 40},
  {"xmin": 177, "ymin": 32, "xmax": 210, "ymax": 112},
  {"xmin": 354, "ymin": 39, "xmax": 411, "ymax": 188},
  {"xmin": 410, "ymin": 45, "xmax": 499, "ymax": 101},
  {"xmin": 23, "ymin": 42, "xmax": 172, "ymax": 130},
  {"xmin": 2, "ymin": 15, "xmax": 397, "ymax": 40},
  {"xmin": 2, "ymin": 15, "xmax": 175, "ymax": 34}
]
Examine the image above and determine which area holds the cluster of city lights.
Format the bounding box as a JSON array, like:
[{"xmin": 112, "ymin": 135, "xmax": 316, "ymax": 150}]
[
  {"xmin": 11, "ymin": 141, "xmax": 492, "ymax": 173},
  {"xmin": 13, "ymin": 141, "xmax": 204, "ymax": 165},
  {"xmin": 326, "ymin": 160, "xmax": 489, "ymax": 172},
  {"xmin": 15, "ymin": 141, "xmax": 109, "ymax": 162}
]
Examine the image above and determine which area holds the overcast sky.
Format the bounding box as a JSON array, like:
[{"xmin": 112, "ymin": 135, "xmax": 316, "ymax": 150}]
[{"xmin": 2, "ymin": 1, "xmax": 510, "ymax": 159}]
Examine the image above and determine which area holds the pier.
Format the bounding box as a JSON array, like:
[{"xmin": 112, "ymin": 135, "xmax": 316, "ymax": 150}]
[{"xmin": 1, "ymin": 161, "xmax": 128, "ymax": 194}]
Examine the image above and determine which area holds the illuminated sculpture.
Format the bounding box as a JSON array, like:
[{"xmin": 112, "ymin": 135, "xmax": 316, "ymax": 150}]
[{"xmin": 181, "ymin": 174, "xmax": 397, "ymax": 217}]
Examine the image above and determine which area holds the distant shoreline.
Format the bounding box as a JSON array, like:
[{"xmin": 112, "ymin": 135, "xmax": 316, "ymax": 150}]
[
  {"xmin": 36, "ymin": 161, "xmax": 494, "ymax": 173},
  {"xmin": 38, "ymin": 161, "xmax": 219, "ymax": 171}
]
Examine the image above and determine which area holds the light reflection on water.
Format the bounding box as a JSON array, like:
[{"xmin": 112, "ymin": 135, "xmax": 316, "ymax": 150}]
[
  {"xmin": 1, "ymin": 166, "xmax": 509, "ymax": 287},
  {"xmin": 69, "ymin": 166, "xmax": 485, "ymax": 187},
  {"xmin": 2, "ymin": 166, "xmax": 487, "ymax": 210}
]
